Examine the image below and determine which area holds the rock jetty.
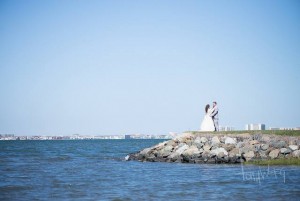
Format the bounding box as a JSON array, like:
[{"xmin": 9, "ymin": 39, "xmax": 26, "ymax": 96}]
[{"xmin": 126, "ymin": 132, "xmax": 300, "ymax": 164}]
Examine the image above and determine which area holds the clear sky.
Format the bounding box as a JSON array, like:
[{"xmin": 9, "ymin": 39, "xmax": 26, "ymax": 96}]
[{"xmin": 1, "ymin": 0, "xmax": 300, "ymax": 135}]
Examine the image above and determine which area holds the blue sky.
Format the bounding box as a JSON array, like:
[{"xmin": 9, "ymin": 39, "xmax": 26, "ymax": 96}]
[{"xmin": 1, "ymin": 0, "xmax": 299, "ymax": 135}]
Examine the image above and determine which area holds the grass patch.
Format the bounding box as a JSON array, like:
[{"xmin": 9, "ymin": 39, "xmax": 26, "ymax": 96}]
[
  {"xmin": 244, "ymin": 158, "xmax": 300, "ymax": 166},
  {"xmin": 185, "ymin": 130, "xmax": 300, "ymax": 136}
]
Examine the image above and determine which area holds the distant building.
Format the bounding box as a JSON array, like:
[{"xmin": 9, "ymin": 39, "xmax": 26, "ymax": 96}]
[
  {"xmin": 269, "ymin": 127, "xmax": 299, "ymax": 131},
  {"xmin": 245, "ymin": 124, "xmax": 265, "ymax": 130},
  {"xmin": 125, "ymin": 135, "xmax": 131, "ymax": 139},
  {"xmin": 269, "ymin": 127, "xmax": 280, "ymax": 130},
  {"xmin": 219, "ymin": 126, "xmax": 235, "ymax": 131}
]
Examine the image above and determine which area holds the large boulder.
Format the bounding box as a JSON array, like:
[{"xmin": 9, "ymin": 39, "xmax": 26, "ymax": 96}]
[
  {"xmin": 211, "ymin": 147, "xmax": 228, "ymax": 156},
  {"xmin": 182, "ymin": 145, "xmax": 200, "ymax": 157},
  {"xmin": 167, "ymin": 152, "xmax": 182, "ymax": 162},
  {"xmin": 262, "ymin": 135, "xmax": 270, "ymax": 142},
  {"xmin": 261, "ymin": 144, "xmax": 269, "ymax": 151},
  {"xmin": 165, "ymin": 140, "xmax": 177, "ymax": 147},
  {"xmin": 175, "ymin": 144, "xmax": 189, "ymax": 155},
  {"xmin": 140, "ymin": 148, "xmax": 152, "ymax": 156},
  {"xmin": 174, "ymin": 133, "xmax": 194, "ymax": 143},
  {"xmin": 270, "ymin": 140, "xmax": 286, "ymax": 148},
  {"xmin": 229, "ymin": 148, "xmax": 240, "ymax": 157},
  {"xmin": 200, "ymin": 137, "xmax": 208, "ymax": 144},
  {"xmin": 225, "ymin": 137, "xmax": 237, "ymax": 144},
  {"xmin": 203, "ymin": 144, "xmax": 212, "ymax": 152},
  {"xmin": 211, "ymin": 136, "xmax": 220, "ymax": 145},
  {"xmin": 160, "ymin": 145, "xmax": 174, "ymax": 157},
  {"xmin": 280, "ymin": 148, "xmax": 291, "ymax": 154},
  {"xmin": 221, "ymin": 143, "xmax": 235, "ymax": 152},
  {"xmin": 244, "ymin": 151, "xmax": 255, "ymax": 161},
  {"xmin": 194, "ymin": 136, "xmax": 201, "ymax": 144},
  {"xmin": 292, "ymin": 150, "xmax": 300, "ymax": 158},
  {"xmin": 193, "ymin": 137, "xmax": 204, "ymax": 149},
  {"xmin": 236, "ymin": 142, "xmax": 245, "ymax": 148},
  {"xmin": 249, "ymin": 140, "xmax": 259, "ymax": 145},
  {"xmin": 289, "ymin": 145, "xmax": 299, "ymax": 151},
  {"xmin": 269, "ymin": 149, "xmax": 280, "ymax": 159},
  {"xmin": 258, "ymin": 151, "xmax": 268, "ymax": 159},
  {"xmin": 240, "ymin": 145, "xmax": 255, "ymax": 154}
]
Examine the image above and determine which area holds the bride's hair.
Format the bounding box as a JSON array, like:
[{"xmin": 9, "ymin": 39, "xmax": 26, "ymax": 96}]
[{"xmin": 205, "ymin": 104, "xmax": 210, "ymax": 113}]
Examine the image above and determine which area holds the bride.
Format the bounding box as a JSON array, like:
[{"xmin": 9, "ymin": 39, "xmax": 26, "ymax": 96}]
[{"xmin": 200, "ymin": 104, "xmax": 215, "ymax": 131}]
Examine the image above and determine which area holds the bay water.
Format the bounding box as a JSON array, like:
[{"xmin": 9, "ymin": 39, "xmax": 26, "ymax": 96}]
[{"xmin": 0, "ymin": 140, "xmax": 299, "ymax": 200}]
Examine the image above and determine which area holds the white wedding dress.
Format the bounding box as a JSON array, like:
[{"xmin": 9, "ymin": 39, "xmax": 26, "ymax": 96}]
[{"xmin": 200, "ymin": 108, "xmax": 215, "ymax": 131}]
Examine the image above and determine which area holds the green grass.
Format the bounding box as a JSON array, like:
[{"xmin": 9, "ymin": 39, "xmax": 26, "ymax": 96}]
[
  {"xmin": 185, "ymin": 130, "xmax": 300, "ymax": 136},
  {"xmin": 244, "ymin": 158, "xmax": 300, "ymax": 166}
]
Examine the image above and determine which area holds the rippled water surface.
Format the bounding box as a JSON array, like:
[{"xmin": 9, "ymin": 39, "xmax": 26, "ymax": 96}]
[{"xmin": 0, "ymin": 140, "xmax": 299, "ymax": 201}]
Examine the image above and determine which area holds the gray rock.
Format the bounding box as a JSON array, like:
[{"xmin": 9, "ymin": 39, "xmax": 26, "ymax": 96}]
[
  {"xmin": 203, "ymin": 144, "xmax": 212, "ymax": 152},
  {"xmin": 259, "ymin": 151, "xmax": 268, "ymax": 159},
  {"xmin": 193, "ymin": 137, "xmax": 204, "ymax": 149},
  {"xmin": 221, "ymin": 144, "xmax": 235, "ymax": 152},
  {"xmin": 261, "ymin": 144, "xmax": 269, "ymax": 151},
  {"xmin": 249, "ymin": 140, "xmax": 259, "ymax": 145},
  {"xmin": 186, "ymin": 140, "xmax": 193, "ymax": 146},
  {"xmin": 288, "ymin": 140, "xmax": 296, "ymax": 146},
  {"xmin": 156, "ymin": 150, "xmax": 172, "ymax": 158},
  {"xmin": 211, "ymin": 136, "xmax": 220, "ymax": 145},
  {"xmin": 229, "ymin": 148, "xmax": 240, "ymax": 157},
  {"xmin": 236, "ymin": 142, "xmax": 245, "ymax": 148},
  {"xmin": 253, "ymin": 133, "xmax": 263, "ymax": 141},
  {"xmin": 270, "ymin": 140, "xmax": 286, "ymax": 149},
  {"xmin": 167, "ymin": 152, "xmax": 181, "ymax": 162},
  {"xmin": 254, "ymin": 144, "xmax": 261, "ymax": 152},
  {"xmin": 174, "ymin": 133, "xmax": 193, "ymax": 143},
  {"xmin": 211, "ymin": 147, "xmax": 228, "ymax": 156},
  {"xmin": 165, "ymin": 140, "xmax": 177, "ymax": 147},
  {"xmin": 194, "ymin": 137, "xmax": 201, "ymax": 144},
  {"xmin": 280, "ymin": 148, "xmax": 291, "ymax": 154},
  {"xmin": 200, "ymin": 137, "xmax": 208, "ymax": 144},
  {"xmin": 289, "ymin": 145, "xmax": 299, "ymax": 151},
  {"xmin": 146, "ymin": 155, "xmax": 156, "ymax": 162},
  {"xmin": 262, "ymin": 136, "xmax": 270, "ymax": 142},
  {"xmin": 244, "ymin": 151, "xmax": 255, "ymax": 161},
  {"xmin": 177, "ymin": 143, "xmax": 186, "ymax": 148},
  {"xmin": 140, "ymin": 148, "xmax": 152, "ymax": 156},
  {"xmin": 225, "ymin": 137, "xmax": 237, "ymax": 144},
  {"xmin": 269, "ymin": 149, "xmax": 280, "ymax": 159},
  {"xmin": 182, "ymin": 145, "xmax": 200, "ymax": 157},
  {"xmin": 240, "ymin": 145, "xmax": 255, "ymax": 154},
  {"xmin": 163, "ymin": 145, "xmax": 173, "ymax": 152},
  {"xmin": 292, "ymin": 150, "xmax": 300, "ymax": 158},
  {"xmin": 217, "ymin": 152, "xmax": 225, "ymax": 158},
  {"xmin": 153, "ymin": 141, "xmax": 167, "ymax": 149},
  {"xmin": 220, "ymin": 137, "xmax": 226, "ymax": 143},
  {"xmin": 175, "ymin": 144, "xmax": 189, "ymax": 155}
]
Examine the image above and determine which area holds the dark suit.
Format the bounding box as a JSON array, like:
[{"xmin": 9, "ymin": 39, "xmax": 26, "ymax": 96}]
[{"xmin": 210, "ymin": 106, "xmax": 219, "ymax": 131}]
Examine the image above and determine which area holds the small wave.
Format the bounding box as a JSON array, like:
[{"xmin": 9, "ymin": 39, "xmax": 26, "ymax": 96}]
[
  {"xmin": 47, "ymin": 155, "xmax": 72, "ymax": 162},
  {"xmin": 0, "ymin": 185, "xmax": 33, "ymax": 192}
]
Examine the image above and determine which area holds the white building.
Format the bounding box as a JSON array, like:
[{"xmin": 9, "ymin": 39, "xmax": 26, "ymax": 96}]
[
  {"xmin": 219, "ymin": 126, "xmax": 235, "ymax": 131},
  {"xmin": 270, "ymin": 127, "xmax": 299, "ymax": 131},
  {"xmin": 245, "ymin": 124, "xmax": 266, "ymax": 130}
]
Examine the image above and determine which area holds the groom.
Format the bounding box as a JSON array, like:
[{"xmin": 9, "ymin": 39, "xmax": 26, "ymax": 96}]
[{"xmin": 210, "ymin": 101, "xmax": 219, "ymax": 131}]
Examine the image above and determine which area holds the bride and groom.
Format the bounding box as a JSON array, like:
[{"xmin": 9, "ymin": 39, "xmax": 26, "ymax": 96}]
[{"xmin": 200, "ymin": 101, "xmax": 219, "ymax": 132}]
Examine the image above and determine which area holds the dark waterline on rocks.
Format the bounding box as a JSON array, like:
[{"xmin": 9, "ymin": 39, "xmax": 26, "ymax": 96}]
[{"xmin": 1, "ymin": 140, "xmax": 300, "ymax": 200}]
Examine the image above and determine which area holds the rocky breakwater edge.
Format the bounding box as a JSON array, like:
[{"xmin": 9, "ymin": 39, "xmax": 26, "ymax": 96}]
[{"xmin": 126, "ymin": 133, "xmax": 300, "ymax": 164}]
